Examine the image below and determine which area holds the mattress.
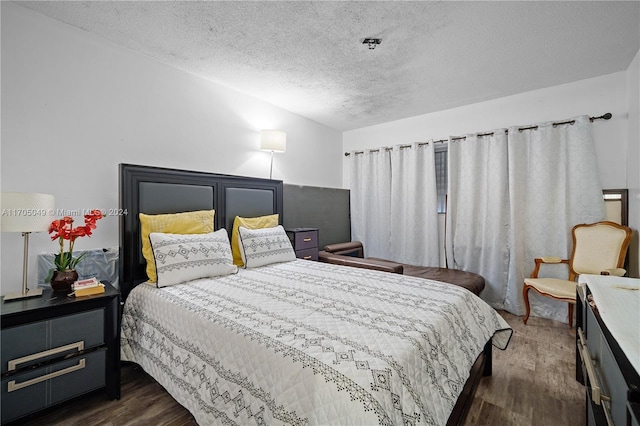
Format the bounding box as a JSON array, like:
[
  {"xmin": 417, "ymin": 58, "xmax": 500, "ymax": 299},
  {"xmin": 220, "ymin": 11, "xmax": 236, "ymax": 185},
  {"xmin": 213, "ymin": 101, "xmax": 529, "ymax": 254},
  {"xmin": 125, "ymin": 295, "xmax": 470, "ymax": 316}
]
[{"xmin": 121, "ymin": 259, "xmax": 511, "ymax": 425}]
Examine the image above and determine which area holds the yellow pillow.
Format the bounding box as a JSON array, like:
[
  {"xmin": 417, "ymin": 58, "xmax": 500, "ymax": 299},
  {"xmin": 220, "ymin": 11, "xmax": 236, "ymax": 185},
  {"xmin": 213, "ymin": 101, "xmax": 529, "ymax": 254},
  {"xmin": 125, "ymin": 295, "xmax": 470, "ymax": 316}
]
[
  {"xmin": 231, "ymin": 214, "xmax": 279, "ymax": 266},
  {"xmin": 139, "ymin": 210, "xmax": 215, "ymax": 282}
]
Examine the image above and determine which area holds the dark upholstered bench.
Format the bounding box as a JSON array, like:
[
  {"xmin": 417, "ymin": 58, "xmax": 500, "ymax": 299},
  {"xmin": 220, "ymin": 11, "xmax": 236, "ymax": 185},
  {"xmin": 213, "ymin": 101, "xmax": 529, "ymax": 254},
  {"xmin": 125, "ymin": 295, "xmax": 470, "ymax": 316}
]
[
  {"xmin": 400, "ymin": 264, "xmax": 485, "ymax": 296},
  {"xmin": 319, "ymin": 242, "xmax": 485, "ymax": 296}
]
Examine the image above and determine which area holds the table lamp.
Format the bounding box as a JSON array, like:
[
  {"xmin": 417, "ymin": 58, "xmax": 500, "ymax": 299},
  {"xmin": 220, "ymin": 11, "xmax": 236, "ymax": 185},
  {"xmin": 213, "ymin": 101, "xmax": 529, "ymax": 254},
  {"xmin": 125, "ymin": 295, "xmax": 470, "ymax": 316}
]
[{"xmin": 1, "ymin": 192, "xmax": 55, "ymax": 301}]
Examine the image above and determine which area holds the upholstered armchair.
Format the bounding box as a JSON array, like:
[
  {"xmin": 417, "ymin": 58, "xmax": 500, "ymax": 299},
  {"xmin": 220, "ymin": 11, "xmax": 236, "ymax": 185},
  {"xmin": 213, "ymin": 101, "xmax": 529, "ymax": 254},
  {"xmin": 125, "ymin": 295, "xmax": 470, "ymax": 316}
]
[{"xmin": 522, "ymin": 221, "xmax": 632, "ymax": 327}]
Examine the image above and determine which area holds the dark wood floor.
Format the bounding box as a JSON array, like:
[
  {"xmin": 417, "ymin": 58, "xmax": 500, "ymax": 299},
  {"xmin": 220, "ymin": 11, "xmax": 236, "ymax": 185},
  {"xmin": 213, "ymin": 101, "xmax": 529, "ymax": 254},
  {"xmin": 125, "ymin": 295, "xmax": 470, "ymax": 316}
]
[{"xmin": 16, "ymin": 311, "xmax": 584, "ymax": 426}]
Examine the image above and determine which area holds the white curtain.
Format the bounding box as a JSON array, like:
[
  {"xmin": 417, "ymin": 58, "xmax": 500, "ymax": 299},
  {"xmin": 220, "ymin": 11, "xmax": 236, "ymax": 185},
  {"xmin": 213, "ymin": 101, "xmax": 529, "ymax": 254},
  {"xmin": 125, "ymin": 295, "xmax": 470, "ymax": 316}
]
[
  {"xmin": 350, "ymin": 143, "xmax": 440, "ymax": 265},
  {"xmin": 446, "ymin": 131, "xmax": 511, "ymax": 308},
  {"xmin": 350, "ymin": 149, "xmax": 393, "ymax": 260},
  {"xmin": 507, "ymin": 115, "xmax": 605, "ymax": 320},
  {"xmin": 447, "ymin": 116, "xmax": 605, "ymax": 321},
  {"xmin": 390, "ymin": 143, "xmax": 440, "ymax": 266}
]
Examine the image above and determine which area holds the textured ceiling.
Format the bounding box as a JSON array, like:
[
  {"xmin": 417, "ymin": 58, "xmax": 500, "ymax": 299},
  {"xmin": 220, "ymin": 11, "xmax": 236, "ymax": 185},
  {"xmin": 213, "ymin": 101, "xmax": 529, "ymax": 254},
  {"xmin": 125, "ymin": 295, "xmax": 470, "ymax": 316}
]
[{"xmin": 16, "ymin": 1, "xmax": 640, "ymax": 131}]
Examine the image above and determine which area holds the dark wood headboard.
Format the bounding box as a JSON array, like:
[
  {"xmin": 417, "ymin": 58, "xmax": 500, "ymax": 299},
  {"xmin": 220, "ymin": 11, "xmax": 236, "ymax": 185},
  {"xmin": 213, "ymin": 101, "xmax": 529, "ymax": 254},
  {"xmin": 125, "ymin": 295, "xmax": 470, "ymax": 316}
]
[{"xmin": 118, "ymin": 163, "xmax": 283, "ymax": 300}]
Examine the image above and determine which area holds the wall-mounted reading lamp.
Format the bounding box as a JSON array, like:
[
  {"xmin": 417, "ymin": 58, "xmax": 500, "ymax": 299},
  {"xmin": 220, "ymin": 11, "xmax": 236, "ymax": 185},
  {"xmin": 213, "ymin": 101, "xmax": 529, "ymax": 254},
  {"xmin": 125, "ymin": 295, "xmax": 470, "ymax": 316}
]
[{"xmin": 260, "ymin": 130, "xmax": 286, "ymax": 179}]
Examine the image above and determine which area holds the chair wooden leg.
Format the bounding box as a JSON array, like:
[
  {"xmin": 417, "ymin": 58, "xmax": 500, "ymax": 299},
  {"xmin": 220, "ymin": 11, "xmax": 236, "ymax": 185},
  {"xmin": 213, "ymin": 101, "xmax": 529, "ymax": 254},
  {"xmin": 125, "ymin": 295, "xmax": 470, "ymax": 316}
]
[
  {"xmin": 568, "ymin": 303, "xmax": 574, "ymax": 328},
  {"xmin": 523, "ymin": 284, "xmax": 531, "ymax": 324}
]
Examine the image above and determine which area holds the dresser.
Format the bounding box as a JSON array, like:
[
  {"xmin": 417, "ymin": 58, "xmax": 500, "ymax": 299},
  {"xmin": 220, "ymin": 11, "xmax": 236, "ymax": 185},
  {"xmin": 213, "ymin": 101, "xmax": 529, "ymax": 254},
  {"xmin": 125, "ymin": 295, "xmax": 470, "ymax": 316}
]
[
  {"xmin": 1, "ymin": 282, "xmax": 120, "ymax": 424},
  {"xmin": 576, "ymin": 276, "xmax": 640, "ymax": 426},
  {"xmin": 286, "ymin": 228, "xmax": 319, "ymax": 261}
]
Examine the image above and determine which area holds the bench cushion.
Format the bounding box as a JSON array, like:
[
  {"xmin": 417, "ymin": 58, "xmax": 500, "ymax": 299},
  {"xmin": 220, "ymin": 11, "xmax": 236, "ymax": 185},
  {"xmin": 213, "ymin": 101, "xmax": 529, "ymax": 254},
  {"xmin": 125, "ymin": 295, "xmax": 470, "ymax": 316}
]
[
  {"xmin": 402, "ymin": 264, "xmax": 485, "ymax": 296},
  {"xmin": 318, "ymin": 251, "xmax": 403, "ymax": 274},
  {"xmin": 321, "ymin": 241, "xmax": 485, "ymax": 296}
]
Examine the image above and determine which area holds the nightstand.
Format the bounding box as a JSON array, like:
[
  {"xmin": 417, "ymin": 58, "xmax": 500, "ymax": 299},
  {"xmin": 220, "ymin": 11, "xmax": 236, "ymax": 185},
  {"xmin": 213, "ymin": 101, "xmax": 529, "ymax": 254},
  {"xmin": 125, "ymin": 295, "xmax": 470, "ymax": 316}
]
[
  {"xmin": 286, "ymin": 228, "xmax": 319, "ymax": 261},
  {"xmin": 1, "ymin": 281, "xmax": 120, "ymax": 424}
]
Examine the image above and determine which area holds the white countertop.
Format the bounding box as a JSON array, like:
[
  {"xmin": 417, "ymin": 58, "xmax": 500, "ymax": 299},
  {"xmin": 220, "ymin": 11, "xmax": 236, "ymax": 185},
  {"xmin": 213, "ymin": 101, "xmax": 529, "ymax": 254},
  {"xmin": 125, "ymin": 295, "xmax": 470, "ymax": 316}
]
[{"xmin": 579, "ymin": 274, "xmax": 640, "ymax": 376}]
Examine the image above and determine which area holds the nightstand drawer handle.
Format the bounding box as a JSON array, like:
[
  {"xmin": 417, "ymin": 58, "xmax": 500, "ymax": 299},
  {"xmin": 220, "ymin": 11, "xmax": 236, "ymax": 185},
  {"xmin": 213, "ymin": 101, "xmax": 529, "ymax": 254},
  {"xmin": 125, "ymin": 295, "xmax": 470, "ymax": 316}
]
[
  {"xmin": 7, "ymin": 341, "xmax": 85, "ymax": 371},
  {"xmin": 303, "ymin": 256, "xmax": 312, "ymax": 260},
  {"xmin": 8, "ymin": 359, "xmax": 86, "ymax": 393},
  {"xmin": 577, "ymin": 328, "xmax": 610, "ymax": 408},
  {"xmin": 303, "ymin": 238, "xmax": 312, "ymax": 242}
]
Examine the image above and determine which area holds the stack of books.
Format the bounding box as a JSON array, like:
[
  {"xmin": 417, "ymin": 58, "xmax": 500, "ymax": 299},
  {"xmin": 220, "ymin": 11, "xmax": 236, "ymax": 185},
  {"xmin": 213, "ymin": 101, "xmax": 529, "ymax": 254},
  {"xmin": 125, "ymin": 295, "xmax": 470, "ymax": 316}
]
[{"xmin": 71, "ymin": 277, "xmax": 105, "ymax": 297}]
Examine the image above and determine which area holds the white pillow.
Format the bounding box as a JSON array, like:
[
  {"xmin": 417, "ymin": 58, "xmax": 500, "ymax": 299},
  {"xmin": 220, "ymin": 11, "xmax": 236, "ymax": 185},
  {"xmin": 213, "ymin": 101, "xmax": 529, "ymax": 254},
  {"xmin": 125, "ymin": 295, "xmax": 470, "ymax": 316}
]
[
  {"xmin": 149, "ymin": 229, "xmax": 237, "ymax": 287},
  {"xmin": 238, "ymin": 225, "xmax": 296, "ymax": 268}
]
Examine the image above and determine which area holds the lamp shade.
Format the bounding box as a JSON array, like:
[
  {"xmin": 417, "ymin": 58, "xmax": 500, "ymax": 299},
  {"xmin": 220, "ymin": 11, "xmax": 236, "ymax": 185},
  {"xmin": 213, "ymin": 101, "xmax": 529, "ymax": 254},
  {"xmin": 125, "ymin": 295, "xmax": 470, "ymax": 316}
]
[
  {"xmin": 260, "ymin": 130, "xmax": 286, "ymax": 153},
  {"xmin": 1, "ymin": 192, "xmax": 55, "ymax": 233}
]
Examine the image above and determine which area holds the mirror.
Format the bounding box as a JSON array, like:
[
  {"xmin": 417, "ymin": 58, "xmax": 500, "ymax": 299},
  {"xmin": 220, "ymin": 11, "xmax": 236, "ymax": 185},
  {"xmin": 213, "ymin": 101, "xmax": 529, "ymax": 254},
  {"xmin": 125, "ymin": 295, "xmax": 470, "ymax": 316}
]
[{"xmin": 602, "ymin": 189, "xmax": 628, "ymax": 226}]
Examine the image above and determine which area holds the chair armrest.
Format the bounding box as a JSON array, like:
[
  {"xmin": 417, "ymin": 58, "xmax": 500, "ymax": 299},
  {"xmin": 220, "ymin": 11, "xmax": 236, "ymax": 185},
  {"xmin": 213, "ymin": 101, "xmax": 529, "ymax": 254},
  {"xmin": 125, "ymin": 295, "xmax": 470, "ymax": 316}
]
[
  {"xmin": 600, "ymin": 268, "xmax": 627, "ymax": 277},
  {"xmin": 323, "ymin": 241, "xmax": 364, "ymax": 257},
  {"xmin": 530, "ymin": 257, "xmax": 569, "ymax": 278},
  {"xmin": 318, "ymin": 251, "xmax": 403, "ymax": 274}
]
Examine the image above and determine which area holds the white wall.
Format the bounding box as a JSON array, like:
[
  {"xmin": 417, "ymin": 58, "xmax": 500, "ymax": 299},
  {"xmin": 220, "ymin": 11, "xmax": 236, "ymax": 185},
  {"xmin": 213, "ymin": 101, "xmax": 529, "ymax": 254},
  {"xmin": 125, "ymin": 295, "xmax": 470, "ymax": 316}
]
[
  {"xmin": 626, "ymin": 50, "xmax": 640, "ymax": 277},
  {"xmin": 0, "ymin": 3, "xmax": 343, "ymax": 295},
  {"xmin": 344, "ymin": 72, "xmax": 630, "ymax": 188},
  {"xmin": 344, "ymin": 68, "xmax": 638, "ymax": 276}
]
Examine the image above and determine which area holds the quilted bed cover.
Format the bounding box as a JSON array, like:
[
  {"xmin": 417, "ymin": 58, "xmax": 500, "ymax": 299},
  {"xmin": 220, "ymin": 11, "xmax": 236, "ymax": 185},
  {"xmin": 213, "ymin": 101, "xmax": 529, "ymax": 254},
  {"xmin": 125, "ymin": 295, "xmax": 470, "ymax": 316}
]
[{"xmin": 121, "ymin": 260, "xmax": 511, "ymax": 426}]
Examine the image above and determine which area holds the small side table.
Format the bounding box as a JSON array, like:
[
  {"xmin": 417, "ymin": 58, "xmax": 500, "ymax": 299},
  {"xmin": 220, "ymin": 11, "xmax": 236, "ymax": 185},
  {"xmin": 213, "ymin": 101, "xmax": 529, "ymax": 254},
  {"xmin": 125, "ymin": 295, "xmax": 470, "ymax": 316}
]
[
  {"xmin": 286, "ymin": 228, "xmax": 319, "ymax": 261},
  {"xmin": 1, "ymin": 281, "xmax": 120, "ymax": 424}
]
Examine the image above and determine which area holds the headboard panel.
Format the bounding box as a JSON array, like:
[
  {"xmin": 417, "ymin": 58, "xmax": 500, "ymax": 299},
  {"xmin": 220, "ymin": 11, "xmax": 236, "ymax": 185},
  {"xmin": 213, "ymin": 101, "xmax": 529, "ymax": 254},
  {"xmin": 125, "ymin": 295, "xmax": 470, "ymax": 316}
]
[
  {"xmin": 139, "ymin": 182, "xmax": 215, "ymax": 215},
  {"xmin": 224, "ymin": 187, "xmax": 278, "ymax": 232},
  {"xmin": 119, "ymin": 163, "xmax": 283, "ymax": 300}
]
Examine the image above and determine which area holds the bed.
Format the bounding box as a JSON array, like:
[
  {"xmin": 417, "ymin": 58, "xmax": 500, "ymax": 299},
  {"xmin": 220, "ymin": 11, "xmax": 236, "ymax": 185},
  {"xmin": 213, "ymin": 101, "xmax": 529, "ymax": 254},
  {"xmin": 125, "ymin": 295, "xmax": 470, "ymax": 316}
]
[{"xmin": 118, "ymin": 163, "xmax": 512, "ymax": 426}]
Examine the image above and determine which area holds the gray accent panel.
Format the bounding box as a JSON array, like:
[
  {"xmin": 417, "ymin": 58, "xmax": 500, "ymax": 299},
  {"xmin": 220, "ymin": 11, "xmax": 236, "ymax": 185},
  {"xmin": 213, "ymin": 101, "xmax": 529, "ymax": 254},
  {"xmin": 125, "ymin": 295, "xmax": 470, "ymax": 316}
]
[
  {"xmin": 586, "ymin": 300, "xmax": 631, "ymax": 426},
  {"xmin": 1, "ymin": 322, "xmax": 47, "ymax": 374},
  {"xmin": 50, "ymin": 350, "xmax": 106, "ymax": 404},
  {"xmin": 1, "ymin": 366, "xmax": 47, "ymax": 423},
  {"xmin": 225, "ymin": 187, "xmax": 276, "ymax": 233},
  {"xmin": 50, "ymin": 309, "xmax": 104, "ymax": 349},
  {"xmin": 139, "ymin": 182, "xmax": 214, "ymax": 215},
  {"xmin": 138, "ymin": 182, "xmax": 215, "ymax": 263},
  {"xmin": 283, "ymin": 184, "xmax": 351, "ymax": 249}
]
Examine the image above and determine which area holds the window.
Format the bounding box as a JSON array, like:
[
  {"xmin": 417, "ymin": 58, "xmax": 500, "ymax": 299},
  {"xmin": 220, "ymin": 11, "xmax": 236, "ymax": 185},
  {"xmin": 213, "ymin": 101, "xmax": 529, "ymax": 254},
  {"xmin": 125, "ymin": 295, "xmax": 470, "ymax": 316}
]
[{"xmin": 434, "ymin": 144, "xmax": 447, "ymax": 213}]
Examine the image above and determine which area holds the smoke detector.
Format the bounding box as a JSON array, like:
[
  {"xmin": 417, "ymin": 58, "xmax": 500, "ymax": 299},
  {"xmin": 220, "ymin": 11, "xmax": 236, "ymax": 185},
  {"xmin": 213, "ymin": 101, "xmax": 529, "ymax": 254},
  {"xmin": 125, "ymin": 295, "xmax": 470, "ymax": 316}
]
[{"xmin": 362, "ymin": 38, "xmax": 382, "ymax": 50}]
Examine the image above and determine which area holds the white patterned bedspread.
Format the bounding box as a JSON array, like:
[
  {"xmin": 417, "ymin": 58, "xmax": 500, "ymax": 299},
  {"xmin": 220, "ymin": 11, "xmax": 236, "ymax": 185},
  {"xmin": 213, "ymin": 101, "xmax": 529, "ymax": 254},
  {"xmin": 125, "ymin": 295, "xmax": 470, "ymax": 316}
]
[{"xmin": 121, "ymin": 260, "xmax": 511, "ymax": 426}]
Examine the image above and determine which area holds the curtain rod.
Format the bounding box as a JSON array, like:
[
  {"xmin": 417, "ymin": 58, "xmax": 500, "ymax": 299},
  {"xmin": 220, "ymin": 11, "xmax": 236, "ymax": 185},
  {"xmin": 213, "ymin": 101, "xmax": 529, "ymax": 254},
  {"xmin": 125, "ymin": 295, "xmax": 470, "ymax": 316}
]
[{"xmin": 344, "ymin": 113, "xmax": 612, "ymax": 156}]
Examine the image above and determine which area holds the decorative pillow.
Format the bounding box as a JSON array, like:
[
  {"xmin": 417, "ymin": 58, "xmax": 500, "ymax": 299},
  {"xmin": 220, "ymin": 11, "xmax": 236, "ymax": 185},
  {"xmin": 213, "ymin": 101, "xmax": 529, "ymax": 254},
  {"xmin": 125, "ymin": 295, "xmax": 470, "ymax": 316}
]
[
  {"xmin": 238, "ymin": 225, "xmax": 296, "ymax": 268},
  {"xmin": 231, "ymin": 214, "xmax": 279, "ymax": 267},
  {"xmin": 140, "ymin": 210, "xmax": 214, "ymax": 282},
  {"xmin": 149, "ymin": 229, "xmax": 237, "ymax": 288}
]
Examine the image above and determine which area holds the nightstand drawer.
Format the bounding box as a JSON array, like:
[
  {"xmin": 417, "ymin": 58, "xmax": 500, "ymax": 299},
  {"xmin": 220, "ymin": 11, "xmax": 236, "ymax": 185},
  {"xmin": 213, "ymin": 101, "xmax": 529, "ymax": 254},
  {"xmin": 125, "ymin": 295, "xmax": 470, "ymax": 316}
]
[
  {"xmin": 1, "ymin": 281, "xmax": 120, "ymax": 419},
  {"xmin": 296, "ymin": 247, "xmax": 319, "ymax": 261},
  {"xmin": 1, "ymin": 308, "xmax": 104, "ymax": 374},
  {"xmin": 292, "ymin": 230, "xmax": 318, "ymax": 250},
  {"xmin": 1, "ymin": 348, "xmax": 106, "ymax": 423}
]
